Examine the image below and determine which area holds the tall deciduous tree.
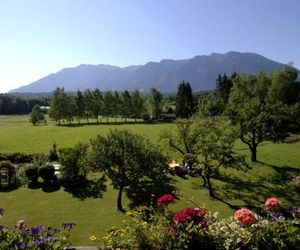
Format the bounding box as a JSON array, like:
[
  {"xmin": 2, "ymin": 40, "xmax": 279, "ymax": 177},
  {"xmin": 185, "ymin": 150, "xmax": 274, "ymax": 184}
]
[
  {"xmin": 49, "ymin": 87, "xmax": 66, "ymax": 125},
  {"xmin": 89, "ymin": 130, "xmax": 168, "ymax": 212},
  {"xmin": 121, "ymin": 90, "xmax": 132, "ymax": 122},
  {"xmin": 148, "ymin": 88, "xmax": 163, "ymax": 120},
  {"xmin": 75, "ymin": 90, "xmax": 85, "ymax": 124},
  {"xmin": 228, "ymin": 69, "xmax": 299, "ymax": 162},
  {"xmin": 162, "ymin": 117, "xmax": 248, "ymax": 197},
  {"xmin": 131, "ymin": 90, "xmax": 144, "ymax": 122}
]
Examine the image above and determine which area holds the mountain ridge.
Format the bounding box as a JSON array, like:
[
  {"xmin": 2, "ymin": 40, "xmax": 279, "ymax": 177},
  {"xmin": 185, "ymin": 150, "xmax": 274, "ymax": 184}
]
[{"xmin": 10, "ymin": 51, "xmax": 296, "ymax": 93}]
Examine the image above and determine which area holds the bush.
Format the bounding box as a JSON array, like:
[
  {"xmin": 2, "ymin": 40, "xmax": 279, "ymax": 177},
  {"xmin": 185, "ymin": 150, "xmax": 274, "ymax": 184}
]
[
  {"xmin": 0, "ymin": 153, "xmax": 48, "ymax": 164},
  {"xmin": 38, "ymin": 164, "xmax": 55, "ymax": 183},
  {"xmin": 25, "ymin": 164, "xmax": 39, "ymax": 186},
  {"xmin": 59, "ymin": 143, "xmax": 88, "ymax": 186}
]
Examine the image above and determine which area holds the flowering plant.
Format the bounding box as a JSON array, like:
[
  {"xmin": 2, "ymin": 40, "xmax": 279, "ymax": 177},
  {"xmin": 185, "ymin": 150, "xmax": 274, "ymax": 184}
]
[
  {"xmin": 234, "ymin": 208, "xmax": 256, "ymax": 226},
  {"xmin": 156, "ymin": 194, "xmax": 176, "ymax": 207},
  {"xmin": 0, "ymin": 208, "xmax": 75, "ymax": 250}
]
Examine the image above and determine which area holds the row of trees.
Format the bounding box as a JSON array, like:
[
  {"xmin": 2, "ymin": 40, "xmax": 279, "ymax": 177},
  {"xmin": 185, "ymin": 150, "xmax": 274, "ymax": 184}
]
[
  {"xmin": 0, "ymin": 94, "xmax": 49, "ymax": 115},
  {"xmin": 49, "ymin": 88, "xmax": 166, "ymax": 124}
]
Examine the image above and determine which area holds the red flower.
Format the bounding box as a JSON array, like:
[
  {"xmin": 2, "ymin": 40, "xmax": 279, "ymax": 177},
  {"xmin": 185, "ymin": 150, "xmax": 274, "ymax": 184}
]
[
  {"xmin": 234, "ymin": 208, "xmax": 255, "ymax": 226},
  {"xmin": 165, "ymin": 226, "xmax": 174, "ymax": 234},
  {"xmin": 172, "ymin": 208, "xmax": 207, "ymax": 224},
  {"xmin": 156, "ymin": 194, "xmax": 176, "ymax": 207},
  {"xmin": 264, "ymin": 198, "xmax": 280, "ymax": 208}
]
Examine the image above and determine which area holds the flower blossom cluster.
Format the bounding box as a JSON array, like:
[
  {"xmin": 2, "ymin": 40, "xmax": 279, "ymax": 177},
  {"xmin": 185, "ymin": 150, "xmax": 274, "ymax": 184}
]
[
  {"xmin": 156, "ymin": 194, "xmax": 176, "ymax": 207},
  {"xmin": 234, "ymin": 208, "xmax": 256, "ymax": 226},
  {"xmin": 264, "ymin": 197, "xmax": 280, "ymax": 209},
  {"xmin": 172, "ymin": 207, "xmax": 207, "ymax": 226}
]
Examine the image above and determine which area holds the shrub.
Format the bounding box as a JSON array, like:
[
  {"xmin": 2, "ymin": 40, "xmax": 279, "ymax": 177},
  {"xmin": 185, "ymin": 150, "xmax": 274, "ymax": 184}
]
[
  {"xmin": 38, "ymin": 164, "xmax": 55, "ymax": 183},
  {"xmin": 58, "ymin": 143, "xmax": 88, "ymax": 186},
  {"xmin": 24, "ymin": 164, "xmax": 39, "ymax": 186}
]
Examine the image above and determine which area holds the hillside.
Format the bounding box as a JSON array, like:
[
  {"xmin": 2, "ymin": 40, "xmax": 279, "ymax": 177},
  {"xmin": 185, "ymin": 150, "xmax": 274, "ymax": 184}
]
[{"xmin": 11, "ymin": 51, "xmax": 290, "ymax": 93}]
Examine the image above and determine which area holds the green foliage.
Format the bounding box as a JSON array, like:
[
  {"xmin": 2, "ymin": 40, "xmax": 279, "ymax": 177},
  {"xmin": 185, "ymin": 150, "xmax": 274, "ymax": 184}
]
[
  {"xmin": 38, "ymin": 164, "xmax": 55, "ymax": 183},
  {"xmin": 227, "ymin": 68, "xmax": 299, "ymax": 162},
  {"xmin": 175, "ymin": 81, "xmax": 194, "ymax": 118},
  {"xmin": 198, "ymin": 92, "xmax": 224, "ymax": 117},
  {"xmin": 24, "ymin": 164, "xmax": 39, "ymax": 185},
  {"xmin": 162, "ymin": 117, "xmax": 248, "ymax": 197},
  {"xmin": 29, "ymin": 105, "xmax": 45, "ymax": 125},
  {"xmin": 58, "ymin": 143, "xmax": 89, "ymax": 185},
  {"xmin": 147, "ymin": 88, "xmax": 164, "ymax": 120},
  {"xmin": 89, "ymin": 129, "xmax": 169, "ymax": 212}
]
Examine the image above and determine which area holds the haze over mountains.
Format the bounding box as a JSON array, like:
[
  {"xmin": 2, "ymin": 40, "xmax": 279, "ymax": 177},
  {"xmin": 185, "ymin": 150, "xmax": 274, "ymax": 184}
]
[{"xmin": 10, "ymin": 51, "xmax": 294, "ymax": 93}]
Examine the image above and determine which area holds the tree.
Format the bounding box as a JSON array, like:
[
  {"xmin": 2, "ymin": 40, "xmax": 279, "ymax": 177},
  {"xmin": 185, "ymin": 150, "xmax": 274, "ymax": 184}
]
[
  {"xmin": 59, "ymin": 143, "xmax": 89, "ymax": 185},
  {"xmin": 216, "ymin": 73, "xmax": 235, "ymax": 105},
  {"xmin": 75, "ymin": 90, "xmax": 85, "ymax": 124},
  {"xmin": 49, "ymin": 87, "xmax": 66, "ymax": 125},
  {"xmin": 162, "ymin": 117, "xmax": 248, "ymax": 197},
  {"xmin": 227, "ymin": 70, "xmax": 298, "ymax": 162},
  {"xmin": 131, "ymin": 90, "xmax": 144, "ymax": 122},
  {"xmin": 91, "ymin": 89, "xmax": 103, "ymax": 124},
  {"xmin": 175, "ymin": 81, "xmax": 194, "ymax": 118},
  {"xmin": 147, "ymin": 88, "xmax": 163, "ymax": 120},
  {"xmin": 30, "ymin": 105, "xmax": 45, "ymax": 125},
  {"xmin": 89, "ymin": 130, "xmax": 168, "ymax": 212},
  {"xmin": 103, "ymin": 91, "xmax": 113, "ymax": 123},
  {"xmin": 121, "ymin": 90, "xmax": 132, "ymax": 122},
  {"xmin": 84, "ymin": 89, "xmax": 93, "ymax": 124}
]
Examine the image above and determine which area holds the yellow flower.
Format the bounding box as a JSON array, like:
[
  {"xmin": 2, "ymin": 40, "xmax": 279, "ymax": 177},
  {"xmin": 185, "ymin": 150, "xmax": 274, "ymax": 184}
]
[{"xmin": 89, "ymin": 235, "xmax": 97, "ymax": 241}]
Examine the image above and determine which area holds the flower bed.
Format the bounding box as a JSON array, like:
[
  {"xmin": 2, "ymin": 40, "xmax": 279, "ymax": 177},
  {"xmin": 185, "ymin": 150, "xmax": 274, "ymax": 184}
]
[
  {"xmin": 0, "ymin": 208, "xmax": 75, "ymax": 249},
  {"xmin": 97, "ymin": 195, "xmax": 300, "ymax": 250}
]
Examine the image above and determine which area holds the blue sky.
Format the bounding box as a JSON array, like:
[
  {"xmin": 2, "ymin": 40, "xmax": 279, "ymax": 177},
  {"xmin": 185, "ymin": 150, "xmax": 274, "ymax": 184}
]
[{"xmin": 0, "ymin": 0, "xmax": 299, "ymax": 93}]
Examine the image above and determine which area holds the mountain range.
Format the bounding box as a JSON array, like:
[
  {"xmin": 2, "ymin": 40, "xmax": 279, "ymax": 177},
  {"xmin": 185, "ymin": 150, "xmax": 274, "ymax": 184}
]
[{"xmin": 10, "ymin": 51, "xmax": 295, "ymax": 93}]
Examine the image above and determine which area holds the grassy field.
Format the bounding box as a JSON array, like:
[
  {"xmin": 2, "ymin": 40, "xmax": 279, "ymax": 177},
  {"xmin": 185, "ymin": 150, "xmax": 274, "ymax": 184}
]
[
  {"xmin": 0, "ymin": 115, "xmax": 173, "ymax": 154},
  {"xmin": 0, "ymin": 115, "xmax": 300, "ymax": 246}
]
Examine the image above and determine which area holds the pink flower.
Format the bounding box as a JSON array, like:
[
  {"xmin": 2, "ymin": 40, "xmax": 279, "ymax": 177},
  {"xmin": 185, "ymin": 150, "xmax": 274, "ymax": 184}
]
[
  {"xmin": 156, "ymin": 194, "xmax": 176, "ymax": 207},
  {"xmin": 234, "ymin": 208, "xmax": 255, "ymax": 226},
  {"xmin": 264, "ymin": 198, "xmax": 280, "ymax": 208},
  {"xmin": 172, "ymin": 208, "xmax": 207, "ymax": 224}
]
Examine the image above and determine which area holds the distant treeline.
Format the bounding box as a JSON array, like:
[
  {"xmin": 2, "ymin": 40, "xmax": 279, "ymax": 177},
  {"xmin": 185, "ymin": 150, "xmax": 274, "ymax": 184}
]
[
  {"xmin": 0, "ymin": 94, "xmax": 50, "ymax": 115},
  {"xmin": 49, "ymin": 88, "xmax": 166, "ymax": 124}
]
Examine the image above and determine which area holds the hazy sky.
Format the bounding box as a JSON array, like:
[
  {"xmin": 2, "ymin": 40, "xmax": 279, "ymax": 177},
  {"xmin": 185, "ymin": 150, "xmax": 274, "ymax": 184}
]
[{"xmin": 0, "ymin": 0, "xmax": 299, "ymax": 93}]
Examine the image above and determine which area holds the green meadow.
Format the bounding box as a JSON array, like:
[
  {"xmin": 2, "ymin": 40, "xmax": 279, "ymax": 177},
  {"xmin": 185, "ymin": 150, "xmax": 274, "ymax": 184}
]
[{"xmin": 0, "ymin": 115, "xmax": 300, "ymax": 245}]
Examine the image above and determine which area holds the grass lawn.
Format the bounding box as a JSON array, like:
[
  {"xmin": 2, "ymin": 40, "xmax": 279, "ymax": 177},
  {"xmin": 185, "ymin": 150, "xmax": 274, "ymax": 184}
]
[
  {"xmin": 0, "ymin": 115, "xmax": 300, "ymax": 246},
  {"xmin": 0, "ymin": 115, "xmax": 174, "ymax": 154}
]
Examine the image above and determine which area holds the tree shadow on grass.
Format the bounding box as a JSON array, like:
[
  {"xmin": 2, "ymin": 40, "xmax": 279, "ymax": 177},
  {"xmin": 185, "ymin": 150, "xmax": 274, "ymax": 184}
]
[
  {"xmin": 42, "ymin": 182, "xmax": 61, "ymax": 192},
  {"xmin": 211, "ymin": 161, "xmax": 300, "ymax": 213},
  {"xmin": 63, "ymin": 176, "xmax": 107, "ymax": 200},
  {"xmin": 126, "ymin": 174, "xmax": 177, "ymax": 209}
]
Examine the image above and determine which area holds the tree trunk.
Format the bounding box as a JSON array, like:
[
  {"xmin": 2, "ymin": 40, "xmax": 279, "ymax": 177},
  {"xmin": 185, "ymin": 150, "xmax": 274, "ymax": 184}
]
[
  {"xmin": 207, "ymin": 177, "xmax": 215, "ymax": 198},
  {"xmin": 201, "ymin": 174, "xmax": 207, "ymax": 187},
  {"xmin": 250, "ymin": 145, "xmax": 257, "ymax": 162},
  {"xmin": 117, "ymin": 186, "xmax": 126, "ymax": 213}
]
